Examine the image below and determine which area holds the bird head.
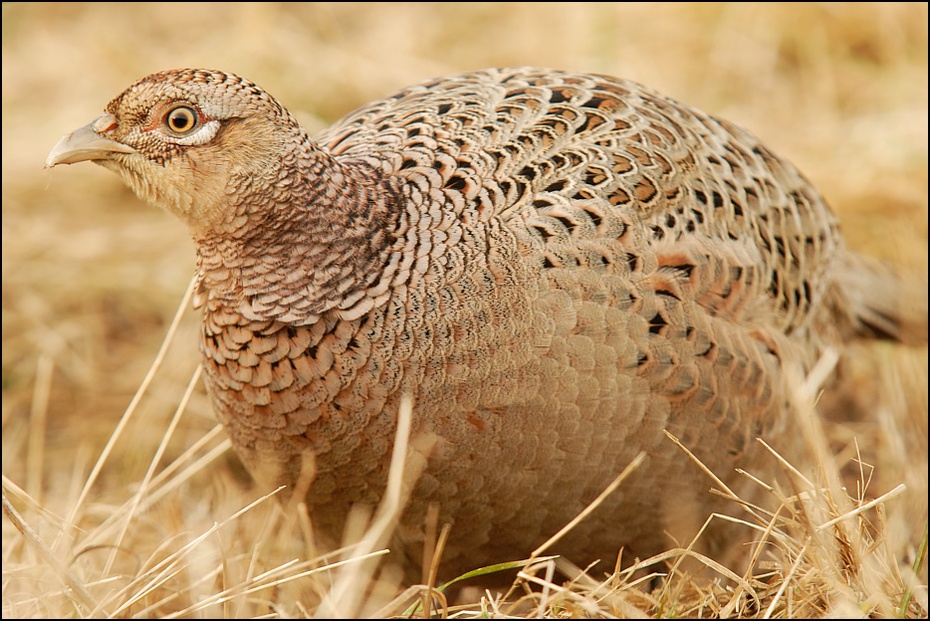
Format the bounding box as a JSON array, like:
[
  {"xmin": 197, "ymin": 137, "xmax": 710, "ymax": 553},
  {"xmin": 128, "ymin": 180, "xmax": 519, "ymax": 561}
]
[{"xmin": 46, "ymin": 69, "xmax": 306, "ymax": 231}]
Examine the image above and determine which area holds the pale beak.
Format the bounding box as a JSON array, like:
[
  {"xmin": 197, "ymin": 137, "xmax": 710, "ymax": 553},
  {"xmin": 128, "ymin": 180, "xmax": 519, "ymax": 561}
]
[{"xmin": 46, "ymin": 114, "xmax": 137, "ymax": 168}]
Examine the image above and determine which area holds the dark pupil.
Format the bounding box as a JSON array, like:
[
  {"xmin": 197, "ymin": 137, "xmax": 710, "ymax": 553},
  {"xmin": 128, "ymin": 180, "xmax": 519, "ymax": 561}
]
[{"xmin": 171, "ymin": 110, "xmax": 191, "ymax": 131}]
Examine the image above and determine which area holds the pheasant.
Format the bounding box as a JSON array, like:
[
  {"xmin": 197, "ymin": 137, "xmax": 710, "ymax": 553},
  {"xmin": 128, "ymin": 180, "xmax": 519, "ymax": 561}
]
[{"xmin": 47, "ymin": 67, "xmax": 926, "ymax": 580}]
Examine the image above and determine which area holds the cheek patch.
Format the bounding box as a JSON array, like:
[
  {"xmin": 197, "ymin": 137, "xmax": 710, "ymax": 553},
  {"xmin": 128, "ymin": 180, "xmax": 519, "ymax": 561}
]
[{"xmin": 173, "ymin": 119, "xmax": 221, "ymax": 146}]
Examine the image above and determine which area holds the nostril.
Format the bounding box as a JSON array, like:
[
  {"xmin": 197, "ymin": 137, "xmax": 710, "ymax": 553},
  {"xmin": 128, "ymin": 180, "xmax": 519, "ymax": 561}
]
[{"xmin": 92, "ymin": 113, "xmax": 119, "ymax": 133}]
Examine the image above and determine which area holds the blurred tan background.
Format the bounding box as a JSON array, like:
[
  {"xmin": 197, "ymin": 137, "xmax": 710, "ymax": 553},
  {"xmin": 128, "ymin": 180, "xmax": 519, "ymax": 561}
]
[{"xmin": 2, "ymin": 3, "xmax": 927, "ymax": 615}]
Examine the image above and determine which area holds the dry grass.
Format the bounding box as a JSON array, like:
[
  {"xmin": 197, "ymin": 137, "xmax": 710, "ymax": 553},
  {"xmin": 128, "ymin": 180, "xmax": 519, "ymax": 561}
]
[{"xmin": 2, "ymin": 3, "xmax": 926, "ymax": 618}]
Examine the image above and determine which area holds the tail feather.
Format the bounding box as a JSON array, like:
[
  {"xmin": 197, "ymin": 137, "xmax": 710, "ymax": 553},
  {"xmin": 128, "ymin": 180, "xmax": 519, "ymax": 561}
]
[{"xmin": 835, "ymin": 251, "xmax": 928, "ymax": 347}]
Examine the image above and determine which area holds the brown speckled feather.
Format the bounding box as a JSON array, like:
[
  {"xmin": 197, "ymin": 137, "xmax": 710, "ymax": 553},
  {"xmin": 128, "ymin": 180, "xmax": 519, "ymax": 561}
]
[{"xmin": 47, "ymin": 67, "xmax": 927, "ymax": 578}]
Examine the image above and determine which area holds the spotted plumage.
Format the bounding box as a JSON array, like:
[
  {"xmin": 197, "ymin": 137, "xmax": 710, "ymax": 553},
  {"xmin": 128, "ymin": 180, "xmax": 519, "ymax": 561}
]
[{"xmin": 47, "ymin": 67, "xmax": 926, "ymax": 579}]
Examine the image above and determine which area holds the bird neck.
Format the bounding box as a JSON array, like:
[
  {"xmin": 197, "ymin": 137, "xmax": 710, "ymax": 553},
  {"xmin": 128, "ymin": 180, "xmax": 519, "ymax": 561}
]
[{"xmin": 193, "ymin": 145, "xmax": 406, "ymax": 325}]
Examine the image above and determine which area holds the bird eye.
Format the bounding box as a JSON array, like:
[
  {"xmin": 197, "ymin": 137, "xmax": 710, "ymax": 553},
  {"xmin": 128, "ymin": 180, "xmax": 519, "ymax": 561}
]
[{"xmin": 165, "ymin": 106, "xmax": 199, "ymax": 135}]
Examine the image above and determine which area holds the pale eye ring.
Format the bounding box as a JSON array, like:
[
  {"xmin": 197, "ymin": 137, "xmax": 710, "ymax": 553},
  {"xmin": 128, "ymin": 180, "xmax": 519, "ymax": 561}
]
[{"xmin": 165, "ymin": 106, "xmax": 199, "ymax": 135}]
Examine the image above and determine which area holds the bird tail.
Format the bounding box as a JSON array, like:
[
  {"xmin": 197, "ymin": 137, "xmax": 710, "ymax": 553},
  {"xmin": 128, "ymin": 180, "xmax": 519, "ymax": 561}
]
[{"xmin": 835, "ymin": 250, "xmax": 928, "ymax": 347}]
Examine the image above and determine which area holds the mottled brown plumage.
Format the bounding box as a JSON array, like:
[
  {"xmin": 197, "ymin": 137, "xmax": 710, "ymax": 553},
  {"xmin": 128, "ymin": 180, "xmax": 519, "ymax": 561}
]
[{"xmin": 47, "ymin": 67, "xmax": 926, "ymax": 579}]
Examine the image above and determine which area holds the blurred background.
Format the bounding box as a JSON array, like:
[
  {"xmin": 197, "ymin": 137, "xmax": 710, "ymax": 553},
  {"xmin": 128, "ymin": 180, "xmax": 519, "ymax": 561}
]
[{"xmin": 2, "ymin": 3, "xmax": 927, "ymax": 616}]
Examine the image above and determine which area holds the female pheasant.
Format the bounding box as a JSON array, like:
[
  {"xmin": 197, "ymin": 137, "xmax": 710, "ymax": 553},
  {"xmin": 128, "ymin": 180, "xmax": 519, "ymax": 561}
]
[{"xmin": 47, "ymin": 67, "xmax": 926, "ymax": 579}]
